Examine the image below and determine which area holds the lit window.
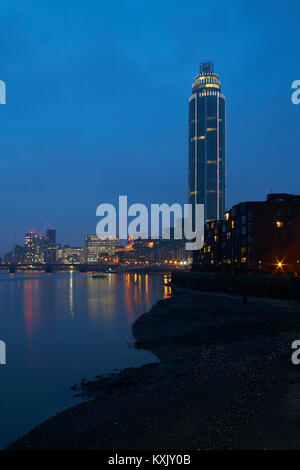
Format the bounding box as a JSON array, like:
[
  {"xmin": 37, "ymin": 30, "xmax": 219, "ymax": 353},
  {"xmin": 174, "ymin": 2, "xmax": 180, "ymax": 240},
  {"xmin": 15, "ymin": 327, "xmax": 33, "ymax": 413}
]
[
  {"xmin": 204, "ymin": 84, "xmax": 220, "ymax": 89},
  {"xmin": 190, "ymin": 136, "xmax": 206, "ymax": 141}
]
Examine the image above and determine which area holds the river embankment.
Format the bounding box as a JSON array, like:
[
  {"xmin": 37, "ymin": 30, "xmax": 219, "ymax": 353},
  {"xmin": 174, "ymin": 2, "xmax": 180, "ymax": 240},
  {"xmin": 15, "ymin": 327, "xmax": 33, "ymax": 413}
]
[{"xmin": 8, "ymin": 288, "xmax": 300, "ymax": 449}]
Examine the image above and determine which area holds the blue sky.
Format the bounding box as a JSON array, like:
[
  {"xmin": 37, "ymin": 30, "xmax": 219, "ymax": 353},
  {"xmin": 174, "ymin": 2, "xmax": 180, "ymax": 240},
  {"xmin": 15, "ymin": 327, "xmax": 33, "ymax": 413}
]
[{"xmin": 0, "ymin": 0, "xmax": 299, "ymax": 254}]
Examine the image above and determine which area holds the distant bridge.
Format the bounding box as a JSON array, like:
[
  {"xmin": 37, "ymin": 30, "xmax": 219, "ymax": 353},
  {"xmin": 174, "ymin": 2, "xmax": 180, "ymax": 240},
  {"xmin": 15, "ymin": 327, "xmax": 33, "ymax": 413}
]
[
  {"xmin": 0, "ymin": 263, "xmax": 174, "ymax": 274},
  {"xmin": 0, "ymin": 263, "xmax": 116, "ymax": 273}
]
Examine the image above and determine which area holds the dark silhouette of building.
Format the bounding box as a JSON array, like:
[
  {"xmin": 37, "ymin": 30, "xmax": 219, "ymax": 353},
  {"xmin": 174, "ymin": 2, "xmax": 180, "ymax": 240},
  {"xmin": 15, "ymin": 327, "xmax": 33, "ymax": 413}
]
[
  {"xmin": 45, "ymin": 228, "xmax": 56, "ymax": 243},
  {"xmin": 197, "ymin": 194, "xmax": 300, "ymax": 274},
  {"xmin": 4, "ymin": 244, "xmax": 27, "ymax": 264},
  {"xmin": 44, "ymin": 243, "xmax": 57, "ymax": 263},
  {"xmin": 188, "ymin": 61, "xmax": 225, "ymax": 222},
  {"xmin": 44, "ymin": 228, "xmax": 57, "ymax": 263}
]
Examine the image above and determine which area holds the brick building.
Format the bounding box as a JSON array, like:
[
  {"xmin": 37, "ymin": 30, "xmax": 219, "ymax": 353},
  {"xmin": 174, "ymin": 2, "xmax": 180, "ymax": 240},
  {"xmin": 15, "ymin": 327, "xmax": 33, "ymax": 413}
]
[{"xmin": 197, "ymin": 194, "xmax": 300, "ymax": 274}]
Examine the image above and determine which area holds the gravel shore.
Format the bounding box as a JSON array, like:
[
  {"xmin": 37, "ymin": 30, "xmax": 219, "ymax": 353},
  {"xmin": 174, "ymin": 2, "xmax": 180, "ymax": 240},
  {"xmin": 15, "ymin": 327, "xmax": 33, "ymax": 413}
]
[{"xmin": 8, "ymin": 289, "xmax": 300, "ymax": 449}]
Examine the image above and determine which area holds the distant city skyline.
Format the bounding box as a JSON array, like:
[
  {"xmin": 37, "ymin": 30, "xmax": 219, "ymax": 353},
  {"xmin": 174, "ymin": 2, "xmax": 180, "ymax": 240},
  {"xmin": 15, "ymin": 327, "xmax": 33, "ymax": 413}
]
[{"xmin": 0, "ymin": 1, "xmax": 299, "ymax": 255}]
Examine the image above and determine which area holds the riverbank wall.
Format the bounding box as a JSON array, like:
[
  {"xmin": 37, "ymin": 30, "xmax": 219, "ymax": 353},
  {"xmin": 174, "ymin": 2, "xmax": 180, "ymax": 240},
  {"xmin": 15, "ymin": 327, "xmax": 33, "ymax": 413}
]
[{"xmin": 172, "ymin": 271, "xmax": 300, "ymax": 301}]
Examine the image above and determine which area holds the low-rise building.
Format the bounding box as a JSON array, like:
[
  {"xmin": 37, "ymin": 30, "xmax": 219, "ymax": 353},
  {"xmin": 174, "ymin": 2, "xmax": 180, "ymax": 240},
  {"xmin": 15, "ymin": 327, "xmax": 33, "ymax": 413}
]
[
  {"xmin": 85, "ymin": 235, "xmax": 120, "ymax": 264},
  {"xmin": 197, "ymin": 194, "xmax": 300, "ymax": 274},
  {"xmin": 57, "ymin": 246, "xmax": 85, "ymax": 264}
]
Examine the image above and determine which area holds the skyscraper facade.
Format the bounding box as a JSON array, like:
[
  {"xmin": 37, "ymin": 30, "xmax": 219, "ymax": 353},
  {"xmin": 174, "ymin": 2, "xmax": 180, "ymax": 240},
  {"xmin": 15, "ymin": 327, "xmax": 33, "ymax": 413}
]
[
  {"xmin": 44, "ymin": 228, "xmax": 57, "ymax": 263},
  {"xmin": 45, "ymin": 228, "xmax": 56, "ymax": 243},
  {"xmin": 188, "ymin": 61, "xmax": 225, "ymax": 222},
  {"xmin": 24, "ymin": 232, "xmax": 44, "ymax": 263}
]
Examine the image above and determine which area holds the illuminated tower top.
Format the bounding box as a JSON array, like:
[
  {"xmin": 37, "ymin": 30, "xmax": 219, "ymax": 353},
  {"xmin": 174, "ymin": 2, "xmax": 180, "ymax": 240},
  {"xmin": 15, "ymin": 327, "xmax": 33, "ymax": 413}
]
[{"xmin": 192, "ymin": 61, "xmax": 221, "ymax": 93}]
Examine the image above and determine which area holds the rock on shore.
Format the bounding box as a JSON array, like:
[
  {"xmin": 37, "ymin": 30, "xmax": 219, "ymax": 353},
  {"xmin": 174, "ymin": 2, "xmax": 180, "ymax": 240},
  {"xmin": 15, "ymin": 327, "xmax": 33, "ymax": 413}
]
[{"xmin": 8, "ymin": 289, "xmax": 300, "ymax": 449}]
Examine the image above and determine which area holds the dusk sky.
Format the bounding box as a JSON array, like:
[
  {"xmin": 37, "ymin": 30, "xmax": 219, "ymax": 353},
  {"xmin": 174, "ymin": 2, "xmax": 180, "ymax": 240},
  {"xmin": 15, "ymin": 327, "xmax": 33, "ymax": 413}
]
[{"xmin": 0, "ymin": 0, "xmax": 299, "ymax": 254}]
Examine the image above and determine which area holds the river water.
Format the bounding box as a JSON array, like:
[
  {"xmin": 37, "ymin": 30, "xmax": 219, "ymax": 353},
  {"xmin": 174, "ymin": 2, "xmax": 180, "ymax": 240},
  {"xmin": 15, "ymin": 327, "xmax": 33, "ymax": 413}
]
[{"xmin": 0, "ymin": 271, "xmax": 171, "ymax": 448}]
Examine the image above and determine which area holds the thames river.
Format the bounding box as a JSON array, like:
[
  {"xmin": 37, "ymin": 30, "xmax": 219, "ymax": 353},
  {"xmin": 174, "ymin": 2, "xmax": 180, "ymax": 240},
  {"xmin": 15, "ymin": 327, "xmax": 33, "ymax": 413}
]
[{"xmin": 0, "ymin": 271, "xmax": 171, "ymax": 448}]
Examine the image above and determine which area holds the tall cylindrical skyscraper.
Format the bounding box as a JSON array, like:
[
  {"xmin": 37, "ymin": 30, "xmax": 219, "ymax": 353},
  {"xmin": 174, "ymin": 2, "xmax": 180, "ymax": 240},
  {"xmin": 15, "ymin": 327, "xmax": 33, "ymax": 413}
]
[{"xmin": 188, "ymin": 61, "xmax": 225, "ymax": 222}]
